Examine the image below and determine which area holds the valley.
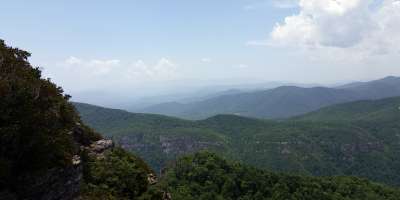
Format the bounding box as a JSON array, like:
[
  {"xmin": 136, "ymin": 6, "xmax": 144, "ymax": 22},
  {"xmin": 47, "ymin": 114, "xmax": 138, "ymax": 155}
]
[{"xmin": 75, "ymin": 96, "xmax": 400, "ymax": 186}]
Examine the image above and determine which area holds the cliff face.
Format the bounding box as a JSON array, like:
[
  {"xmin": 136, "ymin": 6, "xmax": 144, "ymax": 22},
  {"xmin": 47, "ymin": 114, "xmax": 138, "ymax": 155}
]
[
  {"xmin": 118, "ymin": 133, "xmax": 226, "ymax": 173},
  {"xmin": 0, "ymin": 123, "xmax": 101, "ymax": 200},
  {"xmin": 1, "ymin": 121, "xmax": 165, "ymax": 200}
]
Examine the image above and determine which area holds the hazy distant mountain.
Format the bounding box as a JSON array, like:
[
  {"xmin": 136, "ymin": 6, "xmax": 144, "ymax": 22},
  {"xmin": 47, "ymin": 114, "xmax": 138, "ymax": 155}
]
[
  {"xmin": 123, "ymin": 81, "xmax": 321, "ymax": 111},
  {"xmin": 338, "ymin": 76, "xmax": 400, "ymax": 99},
  {"xmin": 125, "ymin": 88, "xmax": 246, "ymax": 111},
  {"xmin": 139, "ymin": 76, "xmax": 400, "ymax": 119},
  {"xmin": 295, "ymin": 96, "xmax": 400, "ymax": 122}
]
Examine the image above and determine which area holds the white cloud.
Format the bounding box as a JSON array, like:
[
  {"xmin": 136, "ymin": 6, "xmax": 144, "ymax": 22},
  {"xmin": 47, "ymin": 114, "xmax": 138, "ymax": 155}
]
[
  {"xmin": 244, "ymin": 0, "xmax": 298, "ymax": 10},
  {"xmin": 65, "ymin": 56, "xmax": 82, "ymax": 65},
  {"xmin": 244, "ymin": 0, "xmax": 400, "ymax": 82},
  {"xmin": 60, "ymin": 57, "xmax": 178, "ymax": 81},
  {"xmin": 88, "ymin": 59, "xmax": 120, "ymax": 75},
  {"xmin": 268, "ymin": 0, "xmax": 400, "ymax": 55},
  {"xmin": 127, "ymin": 58, "xmax": 179, "ymax": 81},
  {"xmin": 299, "ymin": 0, "xmax": 362, "ymax": 15},
  {"xmin": 43, "ymin": 56, "xmax": 180, "ymax": 93},
  {"xmin": 272, "ymin": 0, "xmax": 299, "ymax": 8},
  {"xmin": 201, "ymin": 58, "xmax": 212, "ymax": 63},
  {"xmin": 88, "ymin": 59, "xmax": 120, "ymax": 66},
  {"xmin": 234, "ymin": 64, "xmax": 249, "ymax": 69},
  {"xmin": 62, "ymin": 56, "xmax": 120, "ymax": 76},
  {"xmin": 271, "ymin": 0, "xmax": 376, "ymax": 48},
  {"xmin": 243, "ymin": 2, "xmax": 266, "ymax": 11}
]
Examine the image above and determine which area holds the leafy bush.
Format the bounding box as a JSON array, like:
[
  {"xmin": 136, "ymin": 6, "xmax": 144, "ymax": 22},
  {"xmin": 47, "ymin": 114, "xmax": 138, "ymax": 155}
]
[
  {"xmin": 0, "ymin": 39, "xmax": 162, "ymax": 200},
  {"xmin": 0, "ymin": 39, "xmax": 81, "ymax": 191},
  {"xmin": 81, "ymin": 147, "xmax": 163, "ymax": 200}
]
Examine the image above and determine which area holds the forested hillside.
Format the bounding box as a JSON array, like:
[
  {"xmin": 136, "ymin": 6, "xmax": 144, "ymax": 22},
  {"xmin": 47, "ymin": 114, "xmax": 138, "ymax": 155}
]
[
  {"xmin": 296, "ymin": 96, "xmax": 400, "ymax": 122},
  {"xmin": 159, "ymin": 151, "xmax": 400, "ymax": 200},
  {"xmin": 74, "ymin": 102, "xmax": 231, "ymax": 173},
  {"xmin": 75, "ymin": 97, "xmax": 400, "ymax": 186}
]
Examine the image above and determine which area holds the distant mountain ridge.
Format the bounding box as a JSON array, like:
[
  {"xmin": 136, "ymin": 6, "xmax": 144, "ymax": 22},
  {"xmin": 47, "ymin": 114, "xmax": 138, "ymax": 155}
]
[
  {"xmin": 296, "ymin": 96, "xmax": 400, "ymax": 122},
  {"xmin": 139, "ymin": 76, "xmax": 400, "ymax": 119}
]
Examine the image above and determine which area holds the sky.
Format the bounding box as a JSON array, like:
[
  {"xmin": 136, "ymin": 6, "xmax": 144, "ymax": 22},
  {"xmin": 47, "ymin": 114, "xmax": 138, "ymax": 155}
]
[{"xmin": 1, "ymin": 0, "xmax": 400, "ymax": 102}]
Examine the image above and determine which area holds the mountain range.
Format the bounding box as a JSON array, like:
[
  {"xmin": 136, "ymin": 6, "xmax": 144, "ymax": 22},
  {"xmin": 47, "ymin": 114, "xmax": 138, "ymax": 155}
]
[
  {"xmin": 138, "ymin": 76, "xmax": 400, "ymax": 119},
  {"xmin": 74, "ymin": 96, "xmax": 400, "ymax": 186}
]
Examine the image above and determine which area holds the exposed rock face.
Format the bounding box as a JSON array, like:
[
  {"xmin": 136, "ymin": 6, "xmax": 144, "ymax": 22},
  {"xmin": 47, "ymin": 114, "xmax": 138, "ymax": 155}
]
[
  {"xmin": 72, "ymin": 155, "xmax": 81, "ymax": 165},
  {"xmin": 147, "ymin": 173, "xmax": 158, "ymax": 185},
  {"xmin": 159, "ymin": 136, "xmax": 222, "ymax": 155},
  {"xmin": 4, "ymin": 127, "xmax": 113, "ymax": 200},
  {"xmin": 271, "ymin": 139, "xmax": 384, "ymax": 154},
  {"xmin": 5, "ymin": 126, "xmax": 92, "ymax": 200},
  {"xmin": 118, "ymin": 134, "xmax": 225, "ymax": 172},
  {"xmin": 162, "ymin": 192, "xmax": 172, "ymax": 200},
  {"xmin": 84, "ymin": 139, "xmax": 114, "ymax": 161},
  {"xmin": 119, "ymin": 134, "xmax": 223, "ymax": 157},
  {"xmin": 90, "ymin": 139, "xmax": 114, "ymax": 153},
  {"xmin": 118, "ymin": 134, "xmax": 157, "ymax": 153},
  {"xmin": 341, "ymin": 141, "xmax": 384, "ymax": 161}
]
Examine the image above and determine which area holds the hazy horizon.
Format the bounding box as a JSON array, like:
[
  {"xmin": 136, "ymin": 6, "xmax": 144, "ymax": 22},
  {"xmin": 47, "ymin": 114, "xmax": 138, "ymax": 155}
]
[{"xmin": 1, "ymin": 0, "xmax": 400, "ymax": 107}]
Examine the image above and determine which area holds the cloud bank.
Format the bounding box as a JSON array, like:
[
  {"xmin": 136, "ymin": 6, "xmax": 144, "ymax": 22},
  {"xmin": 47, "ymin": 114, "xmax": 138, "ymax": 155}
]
[
  {"xmin": 43, "ymin": 57, "xmax": 179, "ymax": 93},
  {"xmin": 270, "ymin": 0, "xmax": 400, "ymax": 55},
  {"xmin": 127, "ymin": 58, "xmax": 178, "ymax": 81}
]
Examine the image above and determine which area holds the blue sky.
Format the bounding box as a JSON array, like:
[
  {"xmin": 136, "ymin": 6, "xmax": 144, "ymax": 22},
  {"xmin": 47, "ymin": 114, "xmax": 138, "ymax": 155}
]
[
  {"xmin": 0, "ymin": 1, "xmax": 293, "ymax": 62},
  {"xmin": 1, "ymin": 0, "xmax": 400, "ymax": 98}
]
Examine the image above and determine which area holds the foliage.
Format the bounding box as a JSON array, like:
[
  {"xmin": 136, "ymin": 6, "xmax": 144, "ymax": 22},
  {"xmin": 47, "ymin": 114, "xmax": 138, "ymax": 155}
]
[
  {"xmin": 81, "ymin": 147, "xmax": 164, "ymax": 200},
  {"xmin": 0, "ymin": 39, "xmax": 82, "ymax": 194},
  {"xmin": 0, "ymin": 39, "xmax": 158, "ymax": 199},
  {"xmin": 296, "ymin": 96, "xmax": 400, "ymax": 122},
  {"xmin": 160, "ymin": 151, "xmax": 400, "ymax": 200}
]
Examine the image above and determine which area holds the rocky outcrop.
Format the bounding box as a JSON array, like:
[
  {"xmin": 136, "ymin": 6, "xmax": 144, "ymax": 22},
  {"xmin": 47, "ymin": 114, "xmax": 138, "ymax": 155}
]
[
  {"xmin": 89, "ymin": 139, "xmax": 114, "ymax": 153},
  {"xmin": 84, "ymin": 138, "xmax": 114, "ymax": 160},
  {"xmin": 7, "ymin": 126, "xmax": 114, "ymax": 200},
  {"xmin": 14, "ymin": 125, "xmax": 95, "ymax": 200},
  {"xmin": 162, "ymin": 192, "xmax": 172, "ymax": 200},
  {"xmin": 341, "ymin": 141, "xmax": 384, "ymax": 161},
  {"xmin": 159, "ymin": 136, "xmax": 222, "ymax": 155},
  {"xmin": 147, "ymin": 173, "xmax": 158, "ymax": 185}
]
